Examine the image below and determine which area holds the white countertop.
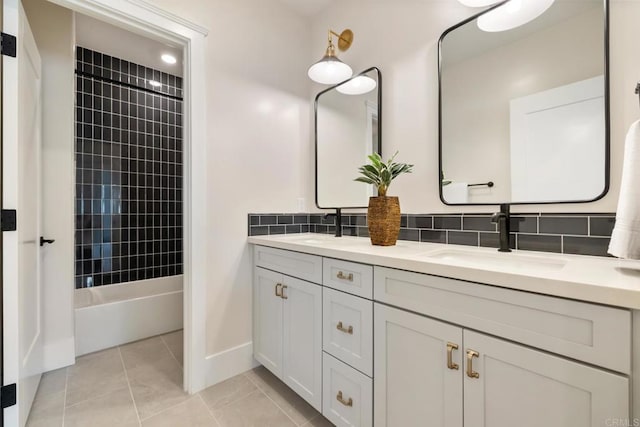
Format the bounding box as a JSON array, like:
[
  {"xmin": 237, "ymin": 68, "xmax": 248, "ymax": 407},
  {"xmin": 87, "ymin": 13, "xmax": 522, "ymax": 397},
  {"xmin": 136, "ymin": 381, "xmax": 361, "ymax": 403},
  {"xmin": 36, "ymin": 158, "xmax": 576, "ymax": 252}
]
[{"xmin": 248, "ymin": 233, "xmax": 640, "ymax": 310}]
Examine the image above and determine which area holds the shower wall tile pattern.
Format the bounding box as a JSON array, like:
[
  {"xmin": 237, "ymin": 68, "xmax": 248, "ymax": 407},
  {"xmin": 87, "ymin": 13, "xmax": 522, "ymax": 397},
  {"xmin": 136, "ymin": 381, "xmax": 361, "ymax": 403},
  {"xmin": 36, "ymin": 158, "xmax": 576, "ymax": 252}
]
[{"xmin": 75, "ymin": 47, "xmax": 183, "ymax": 288}]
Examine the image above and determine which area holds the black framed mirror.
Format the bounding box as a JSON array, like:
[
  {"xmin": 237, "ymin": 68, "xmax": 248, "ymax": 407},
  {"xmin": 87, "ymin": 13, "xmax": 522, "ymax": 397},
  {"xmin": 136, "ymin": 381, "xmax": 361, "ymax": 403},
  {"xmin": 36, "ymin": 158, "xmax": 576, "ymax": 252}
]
[
  {"xmin": 315, "ymin": 67, "xmax": 382, "ymax": 209},
  {"xmin": 438, "ymin": 0, "xmax": 609, "ymax": 206}
]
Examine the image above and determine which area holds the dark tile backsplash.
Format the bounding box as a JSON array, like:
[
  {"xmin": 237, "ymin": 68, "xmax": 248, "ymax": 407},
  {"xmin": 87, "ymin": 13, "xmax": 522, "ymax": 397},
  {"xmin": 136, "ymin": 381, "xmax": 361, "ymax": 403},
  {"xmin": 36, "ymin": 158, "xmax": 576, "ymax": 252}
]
[
  {"xmin": 75, "ymin": 47, "xmax": 183, "ymax": 289},
  {"xmin": 248, "ymin": 212, "xmax": 617, "ymax": 257}
]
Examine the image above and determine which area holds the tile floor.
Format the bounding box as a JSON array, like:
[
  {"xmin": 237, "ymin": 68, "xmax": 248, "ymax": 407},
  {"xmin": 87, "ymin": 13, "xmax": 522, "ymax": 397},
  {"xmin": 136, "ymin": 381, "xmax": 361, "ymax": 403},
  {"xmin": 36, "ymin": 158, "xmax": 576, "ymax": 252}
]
[{"xmin": 26, "ymin": 331, "xmax": 333, "ymax": 427}]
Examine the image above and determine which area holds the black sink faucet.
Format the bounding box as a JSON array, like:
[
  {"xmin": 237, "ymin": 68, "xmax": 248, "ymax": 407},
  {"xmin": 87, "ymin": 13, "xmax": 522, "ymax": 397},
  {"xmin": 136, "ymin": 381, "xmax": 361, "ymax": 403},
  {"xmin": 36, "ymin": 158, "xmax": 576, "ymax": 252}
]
[
  {"xmin": 324, "ymin": 208, "xmax": 342, "ymax": 237},
  {"xmin": 491, "ymin": 204, "xmax": 511, "ymax": 252}
]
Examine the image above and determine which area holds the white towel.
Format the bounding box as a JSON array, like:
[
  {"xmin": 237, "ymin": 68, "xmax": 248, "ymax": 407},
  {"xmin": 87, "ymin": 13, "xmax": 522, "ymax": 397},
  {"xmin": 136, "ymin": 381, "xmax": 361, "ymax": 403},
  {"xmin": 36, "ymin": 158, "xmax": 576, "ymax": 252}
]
[
  {"xmin": 609, "ymin": 120, "xmax": 640, "ymax": 259},
  {"xmin": 443, "ymin": 182, "xmax": 469, "ymax": 204}
]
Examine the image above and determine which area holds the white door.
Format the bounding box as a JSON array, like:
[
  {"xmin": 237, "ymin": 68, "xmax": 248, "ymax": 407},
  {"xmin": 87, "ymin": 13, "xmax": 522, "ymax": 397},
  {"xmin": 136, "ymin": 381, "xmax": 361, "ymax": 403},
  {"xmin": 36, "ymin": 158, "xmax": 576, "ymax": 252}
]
[
  {"xmin": 463, "ymin": 330, "xmax": 629, "ymax": 427},
  {"xmin": 282, "ymin": 275, "xmax": 322, "ymax": 411},
  {"xmin": 373, "ymin": 303, "xmax": 463, "ymax": 427},
  {"xmin": 253, "ymin": 267, "xmax": 284, "ymax": 378},
  {"xmin": 2, "ymin": 0, "xmax": 43, "ymax": 425}
]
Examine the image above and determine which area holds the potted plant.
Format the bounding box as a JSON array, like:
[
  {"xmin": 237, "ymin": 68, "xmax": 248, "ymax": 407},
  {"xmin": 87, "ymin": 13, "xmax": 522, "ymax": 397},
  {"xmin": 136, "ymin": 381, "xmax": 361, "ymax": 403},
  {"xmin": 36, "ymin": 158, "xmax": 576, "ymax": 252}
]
[{"xmin": 355, "ymin": 152, "xmax": 413, "ymax": 246}]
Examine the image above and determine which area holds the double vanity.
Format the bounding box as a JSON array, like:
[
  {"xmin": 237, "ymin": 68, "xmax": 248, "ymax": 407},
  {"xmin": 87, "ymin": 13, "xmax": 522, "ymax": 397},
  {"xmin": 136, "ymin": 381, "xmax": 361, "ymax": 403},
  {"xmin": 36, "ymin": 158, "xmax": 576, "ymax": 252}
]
[{"xmin": 249, "ymin": 233, "xmax": 640, "ymax": 427}]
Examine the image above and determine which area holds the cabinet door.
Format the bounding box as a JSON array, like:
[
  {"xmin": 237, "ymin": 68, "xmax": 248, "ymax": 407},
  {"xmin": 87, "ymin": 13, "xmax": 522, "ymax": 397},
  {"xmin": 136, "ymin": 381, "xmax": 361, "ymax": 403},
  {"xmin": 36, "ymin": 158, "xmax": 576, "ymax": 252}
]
[
  {"xmin": 374, "ymin": 303, "xmax": 463, "ymax": 427},
  {"xmin": 463, "ymin": 330, "xmax": 629, "ymax": 427},
  {"xmin": 282, "ymin": 275, "xmax": 323, "ymax": 411},
  {"xmin": 253, "ymin": 267, "xmax": 283, "ymax": 377}
]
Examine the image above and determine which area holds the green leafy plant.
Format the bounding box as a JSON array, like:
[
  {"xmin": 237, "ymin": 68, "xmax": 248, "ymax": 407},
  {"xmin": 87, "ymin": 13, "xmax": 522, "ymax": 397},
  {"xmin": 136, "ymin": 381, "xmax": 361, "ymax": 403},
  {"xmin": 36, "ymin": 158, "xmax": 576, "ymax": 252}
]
[{"xmin": 355, "ymin": 152, "xmax": 414, "ymax": 197}]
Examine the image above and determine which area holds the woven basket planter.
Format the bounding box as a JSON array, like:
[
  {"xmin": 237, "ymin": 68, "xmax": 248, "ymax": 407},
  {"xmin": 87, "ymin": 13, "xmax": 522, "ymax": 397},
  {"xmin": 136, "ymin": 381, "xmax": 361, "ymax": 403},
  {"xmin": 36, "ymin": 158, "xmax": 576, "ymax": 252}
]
[{"xmin": 367, "ymin": 196, "xmax": 401, "ymax": 246}]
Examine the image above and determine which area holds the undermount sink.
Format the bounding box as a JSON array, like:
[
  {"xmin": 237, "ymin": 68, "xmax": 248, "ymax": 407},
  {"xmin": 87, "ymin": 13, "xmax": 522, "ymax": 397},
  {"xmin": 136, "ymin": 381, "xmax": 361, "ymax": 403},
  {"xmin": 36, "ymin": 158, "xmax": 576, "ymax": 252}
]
[{"xmin": 421, "ymin": 248, "xmax": 567, "ymax": 271}]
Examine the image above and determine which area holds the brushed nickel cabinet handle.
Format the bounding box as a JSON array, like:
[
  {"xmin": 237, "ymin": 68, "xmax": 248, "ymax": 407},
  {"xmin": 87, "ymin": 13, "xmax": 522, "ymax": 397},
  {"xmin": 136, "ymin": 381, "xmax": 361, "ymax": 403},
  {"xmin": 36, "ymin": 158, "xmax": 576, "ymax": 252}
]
[
  {"xmin": 447, "ymin": 342, "xmax": 459, "ymax": 370},
  {"xmin": 281, "ymin": 285, "xmax": 288, "ymax": 300},
  {"xmin": 337, "ymin": 271, "xmax": 354, "ymax": 282},
  {"xmin": 336, "ymin": 391, "xmax": 353, "ymax": 407},
  {"xmin": 466, "ymin": 349, "xmax": 480, "ymax": 379},
  {"xmin": 336, "ymin": 321, "xmax": 354, "ymax": 335},
  {"xmin": 275, "ymin": 283, "xmax": 282, "ymax": 297}
]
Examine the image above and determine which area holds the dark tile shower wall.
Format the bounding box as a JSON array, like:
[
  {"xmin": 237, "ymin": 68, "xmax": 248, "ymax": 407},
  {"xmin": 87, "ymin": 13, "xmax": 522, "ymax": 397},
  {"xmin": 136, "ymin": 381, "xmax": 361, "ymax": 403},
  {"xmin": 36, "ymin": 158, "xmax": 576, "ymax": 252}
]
[
  {"xmin": 75, "ymin": 47, "xmax": 183, "ymax": 289},
  {"xmin": 248, "ymin": 213, "xmax": 616, "ymax": 257}
]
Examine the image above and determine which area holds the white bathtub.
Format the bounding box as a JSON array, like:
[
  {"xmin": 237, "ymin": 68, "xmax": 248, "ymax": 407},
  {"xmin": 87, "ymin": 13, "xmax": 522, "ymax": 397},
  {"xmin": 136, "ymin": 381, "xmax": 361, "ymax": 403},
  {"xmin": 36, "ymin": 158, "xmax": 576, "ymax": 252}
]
[{"xmin": 75, "ymin": 276, "xmax": 183, "ymax": 356}]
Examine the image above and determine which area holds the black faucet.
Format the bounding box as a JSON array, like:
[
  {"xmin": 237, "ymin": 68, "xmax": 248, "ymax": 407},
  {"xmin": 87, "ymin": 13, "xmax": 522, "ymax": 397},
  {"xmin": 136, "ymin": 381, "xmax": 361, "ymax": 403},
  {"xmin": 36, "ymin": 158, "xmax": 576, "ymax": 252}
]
[
  {"xmin": 491, "ymin": 204, "xmax": 511, "ymax": 252},
  {"xmin": 323, "ymin": 208, "xmax": 342, "ymax": 237}
]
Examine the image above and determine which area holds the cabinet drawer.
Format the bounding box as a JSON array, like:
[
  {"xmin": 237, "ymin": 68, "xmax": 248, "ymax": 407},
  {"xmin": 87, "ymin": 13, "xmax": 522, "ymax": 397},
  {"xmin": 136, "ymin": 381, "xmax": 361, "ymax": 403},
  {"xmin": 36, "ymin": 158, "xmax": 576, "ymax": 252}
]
[
  {"xmin": 323, "ymin": 352, "xmax": 373, "ymax": 427},
  {"xmin": 254, "ymin": 245, "xmax": 322, "ymax": 284},
  {"xmin": 324, "ymin": 258, "xmax": 373, "ymax": 299},
  {"xmin": 323, "ymin": 288, "xmax": 373, "ymax": 376},
  {"xmin": 374, "ymin": 266, "xmax": 631, "ymax": 374}
]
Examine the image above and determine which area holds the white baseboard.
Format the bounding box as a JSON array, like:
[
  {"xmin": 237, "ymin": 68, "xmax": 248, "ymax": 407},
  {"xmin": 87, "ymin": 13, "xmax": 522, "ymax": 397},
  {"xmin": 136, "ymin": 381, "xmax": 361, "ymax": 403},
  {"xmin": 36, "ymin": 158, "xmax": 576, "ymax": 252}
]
[
  {"xmin": 204, "ymin": 341, "xmax": 259, "ymax": 388},
  {"xmin": 43, "ymin": 336, "xmax": 76, "ymax": 372}
]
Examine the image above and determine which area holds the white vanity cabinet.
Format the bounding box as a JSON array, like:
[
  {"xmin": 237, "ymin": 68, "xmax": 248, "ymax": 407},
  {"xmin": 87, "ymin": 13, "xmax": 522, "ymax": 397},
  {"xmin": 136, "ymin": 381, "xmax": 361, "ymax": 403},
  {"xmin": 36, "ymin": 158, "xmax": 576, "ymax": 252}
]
[
  {"xmin": 373, "ymin": 266, "xmax": 631, "ymax": 427},
  {"xmin": 251, "ymin": 242, "xmax": 635, "ymax": 427},
  {"xmin": 253, "ymin": 247, "xmax": 323, "ymax": 411}
]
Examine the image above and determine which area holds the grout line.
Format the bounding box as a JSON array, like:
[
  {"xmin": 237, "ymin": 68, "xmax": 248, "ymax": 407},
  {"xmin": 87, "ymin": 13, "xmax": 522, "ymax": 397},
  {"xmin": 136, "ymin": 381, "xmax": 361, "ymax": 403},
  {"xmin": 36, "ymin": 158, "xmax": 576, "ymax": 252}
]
[
  {"xmin": 62, "ymin": 367, "xmax": 69, "ymax": 426},
  {"xmin": 117, "ymin": 346, "xmax": 143, "ymax": 426},
  {"xmin": 197, "ymin": 393, "xmax": 223, "ymax": 427},
  {"xmin": 159, "ymin": 331, "xmax": 183, "ymax": 368},
  {"xmin": 243, "ymin": 372, "xmax": 308, "ymax": 427}
]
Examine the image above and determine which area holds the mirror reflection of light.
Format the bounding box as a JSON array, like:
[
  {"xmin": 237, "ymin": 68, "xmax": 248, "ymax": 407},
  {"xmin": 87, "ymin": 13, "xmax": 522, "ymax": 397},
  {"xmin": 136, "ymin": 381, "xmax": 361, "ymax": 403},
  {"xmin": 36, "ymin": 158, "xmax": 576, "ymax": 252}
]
[
  {"xmin": 336, "ymin": 76, "xmax": 377, "ymax": 95},
  {"xmin": 478, "ymin": 0, "xmax": 555, "ymax": 32}
]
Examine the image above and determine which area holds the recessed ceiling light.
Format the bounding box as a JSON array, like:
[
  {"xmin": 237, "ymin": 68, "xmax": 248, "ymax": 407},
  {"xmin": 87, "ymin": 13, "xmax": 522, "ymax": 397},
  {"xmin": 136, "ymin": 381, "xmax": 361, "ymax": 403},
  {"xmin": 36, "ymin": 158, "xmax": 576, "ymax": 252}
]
[
  {"xmin": 149, "ymin": 80, "xmax": 162, "ymax": 87},
  {"xmin": 161, "ymin": 54, "xmax": 177, "ymax": 65}
]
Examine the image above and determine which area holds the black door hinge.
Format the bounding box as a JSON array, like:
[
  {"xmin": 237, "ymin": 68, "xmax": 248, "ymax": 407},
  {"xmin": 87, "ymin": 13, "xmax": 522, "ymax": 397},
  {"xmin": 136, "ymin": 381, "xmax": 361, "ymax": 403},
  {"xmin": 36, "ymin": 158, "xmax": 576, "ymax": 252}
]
[
  {"xmin": 1, "ymin": 32, "xmax": 17, "ymax": 57},
  {"xmin": 0, "ymin": 383, "xmax": 17, "ymax": 409},
  {"xmin": 1, "ymin": 210, "xmax": 17, "ymax": 231}
]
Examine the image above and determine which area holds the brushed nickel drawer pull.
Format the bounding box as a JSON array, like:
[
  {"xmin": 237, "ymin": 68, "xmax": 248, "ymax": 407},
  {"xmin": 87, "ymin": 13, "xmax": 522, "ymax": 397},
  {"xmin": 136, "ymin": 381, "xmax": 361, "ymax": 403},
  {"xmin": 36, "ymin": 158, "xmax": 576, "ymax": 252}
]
[
  {"xmin": 337, "ymin": 271, "xmax": 354, "ymax": 282},
  {"xmin": 336, "ymin": 321, "xmax": 354, "ymax": 335},
  {"xmin": 447, "ymin": 342, "xmax": 459, "ymax": 370},
  {"xmin": 275, "ymin": 283, "xmax": 283, "ymax": 297},
  {"xmin": 281, "ymin": 285, "xmax": 288, "ymax": 300},
  {"xmin": 336, "ymin": 391, "xmax": 353, "ymax": 407},
  {"xmin": 466, "ymin": 349, "xmax": 480, "ymax": 379}
]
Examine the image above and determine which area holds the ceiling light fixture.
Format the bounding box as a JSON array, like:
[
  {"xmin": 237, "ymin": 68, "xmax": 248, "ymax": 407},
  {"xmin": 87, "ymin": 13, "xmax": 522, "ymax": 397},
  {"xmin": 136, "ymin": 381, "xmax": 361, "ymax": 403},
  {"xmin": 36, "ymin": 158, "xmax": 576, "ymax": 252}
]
[
  {"xmin": 477, "ymin": 0, "xmax": 555, "ymax": 32},
  {"xmin": 308, "ymin": 29, "xmax": 354, "ymax": 85},
  {"xmin": 161, "ymin": 54, "xmax": 177, "ymax": 64},
  {"xmin": 149, "ymin": 80, "xmax": 162, "ymax": 87},
  {"xmin": 457, "ymin": 0, "xmax": 500, "ymax": 7},
  {"xmin": 336, "ymin": 75, "xmax": 377, "ymax": 95}
]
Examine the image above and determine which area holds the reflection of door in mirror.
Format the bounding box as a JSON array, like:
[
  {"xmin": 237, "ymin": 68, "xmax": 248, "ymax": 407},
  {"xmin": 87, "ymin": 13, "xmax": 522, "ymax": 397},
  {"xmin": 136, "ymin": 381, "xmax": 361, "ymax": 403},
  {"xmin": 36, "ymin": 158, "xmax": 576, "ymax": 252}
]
[
  {"xmin": 439, "ymin": 0, "xmax": 608, "ymax": 205},
  {"xmin": 316, "ymin": 68, "xmax": 381, "ymax": 208}
]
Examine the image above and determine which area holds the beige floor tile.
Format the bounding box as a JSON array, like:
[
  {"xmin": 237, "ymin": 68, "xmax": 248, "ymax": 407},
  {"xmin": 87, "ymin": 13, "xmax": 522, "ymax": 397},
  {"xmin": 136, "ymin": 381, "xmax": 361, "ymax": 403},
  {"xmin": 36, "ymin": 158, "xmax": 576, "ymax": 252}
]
[
  {"xmin": 245, "ymin": 367, "xmax": 319, "ymax": 425},
  {"xmin": 26, "ymin": 390, "xmax": 64, "ymax": 427},
  {"xmin": 120, "ymin": 336, "xmax": 173, "ymax": 370},
  {"xmin": 142, "ymin": 396, "xmax": 218, "ymax": 427},
  {"xmin": 66, "ymin": 348, "xmax": 128, "ymax": 406},
  {"xmin": 199, "ymin": 374, "xmax": 257, "ymax": 411},
  {"xmin": 303, "ymin": 415, "xmax": 335, "ymax": 427},
  {"xmin": 64, "ymin": 387, "xmax": 139, "ymax": 427},
  {"xmin": 213, "ymin": 391, "xmax": 296, "ymax": 427},
  {"xmin": 127, "ymin": 354, "xmax": 188, "ymax": 419},
  {"xmin": 161, "ymin": 330, "xmax": 183, "ymax": 366},
  {"xmin": 35, "ymin": 368, "xmax": 67, "ymax": 398}
]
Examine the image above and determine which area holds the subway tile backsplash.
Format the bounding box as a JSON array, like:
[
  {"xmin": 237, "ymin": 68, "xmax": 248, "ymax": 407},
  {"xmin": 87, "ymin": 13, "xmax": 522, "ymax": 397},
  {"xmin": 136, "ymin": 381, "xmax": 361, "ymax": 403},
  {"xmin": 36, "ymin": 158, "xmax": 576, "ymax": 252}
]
[{"xmin": 248, "ymin": 212, "xmax": 616, "ymax": 257}]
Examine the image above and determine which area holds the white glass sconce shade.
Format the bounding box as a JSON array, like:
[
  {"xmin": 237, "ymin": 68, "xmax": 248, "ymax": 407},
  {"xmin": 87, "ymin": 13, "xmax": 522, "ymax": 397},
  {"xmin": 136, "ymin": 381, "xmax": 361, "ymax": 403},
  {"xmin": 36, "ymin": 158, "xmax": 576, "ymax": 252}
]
[
  {"xmin": 308, "ymin": 56, "xmax": 353, "ymax": 85},
  {"xmin": 458, "ymin": 0, "xmax": 500, "ymax": 7},
  {"xmin": 336, "ymin": 75, "xmax": 377, "ymax": 95},
  {"xmin": 478, "ymin": 0, "xmax": 555, "ymax": 32}
]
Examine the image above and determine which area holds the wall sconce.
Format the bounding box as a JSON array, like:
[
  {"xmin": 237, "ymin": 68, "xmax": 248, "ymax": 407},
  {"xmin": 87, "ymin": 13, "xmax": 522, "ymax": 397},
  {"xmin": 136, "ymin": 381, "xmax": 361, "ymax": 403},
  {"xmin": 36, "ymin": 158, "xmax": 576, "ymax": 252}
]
[
  {"xmin": 336, "ymin": 75, "xmax": 377, "ymax": 95},
  {"xmin": 458, "ymin": 0, "xmax": 556, "ymax": 32},
  {"xmin": 308, "ymin": 29, "xmax": 354, "ymax": 85},
  {"xmin": 458, "ymin": 0, "xmax": 500, "ymax": 6}
]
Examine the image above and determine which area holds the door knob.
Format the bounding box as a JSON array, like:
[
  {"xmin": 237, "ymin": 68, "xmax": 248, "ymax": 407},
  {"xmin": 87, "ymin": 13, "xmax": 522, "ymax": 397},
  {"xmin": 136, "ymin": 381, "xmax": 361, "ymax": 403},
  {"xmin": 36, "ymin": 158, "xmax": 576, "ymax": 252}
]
[{"xmin": 40, "ymin": 236, "xmax": 55, "ymax": 246}]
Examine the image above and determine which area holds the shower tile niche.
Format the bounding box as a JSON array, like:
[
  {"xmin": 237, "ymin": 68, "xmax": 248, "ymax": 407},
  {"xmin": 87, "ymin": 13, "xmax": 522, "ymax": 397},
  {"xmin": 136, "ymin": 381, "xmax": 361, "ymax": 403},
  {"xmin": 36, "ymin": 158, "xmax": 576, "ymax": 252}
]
[{"xmin": 75, "ymin": 47, "xmax": 183, "ymax": 288}]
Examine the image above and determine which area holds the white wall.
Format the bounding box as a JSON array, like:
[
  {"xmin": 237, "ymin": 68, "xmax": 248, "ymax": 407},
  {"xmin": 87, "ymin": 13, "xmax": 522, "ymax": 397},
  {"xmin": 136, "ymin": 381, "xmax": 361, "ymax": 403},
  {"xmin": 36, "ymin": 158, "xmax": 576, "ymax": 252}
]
[
  {"xmin": 22, "ymin": 0, "xmax": 76, "ymax": 370},
  {"xmin": 312, "ymin": 0, "xmax": 640, "ymax": 214},
  {"xmin": 145, "ymin": 0, "xmax": 312, "ymax": 358}
]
